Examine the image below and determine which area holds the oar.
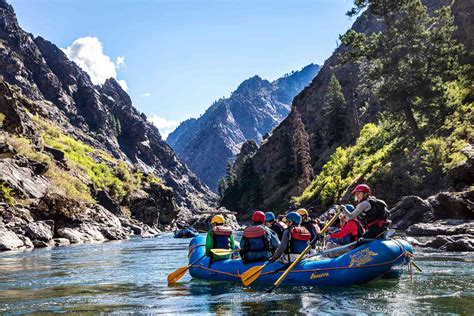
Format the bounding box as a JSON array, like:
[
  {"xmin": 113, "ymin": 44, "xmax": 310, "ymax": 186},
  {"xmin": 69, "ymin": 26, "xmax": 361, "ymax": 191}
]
[
  {"xmin": 167, "ymin": 254, "xmax": 206, "ymax": 285},
  {"xmin": 241, "ymin": 261, "xmax": 271, "ymax": 286},
  {"xmin": 411, "ymin": 260, "xmax": 423, "ymax": 272},
  {"xmin": 266, "ymin": 207, "xmax": 342, "ymax": 293},
  {"xmin": 210, "ymin": 248, "xmax": 240, "ymax": 256}
]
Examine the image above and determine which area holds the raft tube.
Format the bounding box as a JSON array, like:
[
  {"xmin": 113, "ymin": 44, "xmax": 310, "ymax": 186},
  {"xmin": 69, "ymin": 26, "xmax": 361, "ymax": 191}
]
[
  {"xmin": 174, "ymin": 228, "xmax": 199, "ymax": 238},
  {"xmin": 188, "ymin": 236, "xmax": 413, "ymax": 286}
]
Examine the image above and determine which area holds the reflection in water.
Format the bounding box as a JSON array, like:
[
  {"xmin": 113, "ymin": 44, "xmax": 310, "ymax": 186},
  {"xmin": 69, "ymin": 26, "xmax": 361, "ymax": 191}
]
[{"xmin": 0, "ymin": 234, "xmax": 472, "ymax": 314}]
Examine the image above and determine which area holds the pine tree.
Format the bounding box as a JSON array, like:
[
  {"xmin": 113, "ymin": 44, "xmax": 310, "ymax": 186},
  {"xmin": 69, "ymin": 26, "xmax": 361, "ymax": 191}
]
[
  {"xmin": 225, "ymin": 160, "xmax": 236, "ymax": 186},
  {"xmin": 341, "ymin": 0, "xmax": 466, "ymax": 142},
  {"xmin": 323, "ymin": 74, "xmax": 346, "ymax": 144},
  {"xmin": 292, "ymin": 109, "xmax": 314, "ymax": 194},
  {"xmin": 217, "ymin": 178, "xmax": 227, "ymax": 199}
]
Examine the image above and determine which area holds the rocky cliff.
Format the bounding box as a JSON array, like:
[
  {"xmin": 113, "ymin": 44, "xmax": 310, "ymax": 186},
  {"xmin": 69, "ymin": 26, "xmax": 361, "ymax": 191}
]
[
  {"xmin": 223, "ymin": 0, "xmax": 473, "ymax": 214},
  {"xmin": 0, "ymin": 0, "xmax": 217, "ymax": 251},
  {"xmin": 167, "ymin": 64, "xmax": 319, "ymax": 191}
]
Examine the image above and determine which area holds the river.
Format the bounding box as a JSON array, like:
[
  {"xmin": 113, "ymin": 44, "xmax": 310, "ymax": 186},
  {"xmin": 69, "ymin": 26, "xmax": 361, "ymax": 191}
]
[{"xmin": 0, "ymin": 234, "xmax": 472, "ymax": 315}]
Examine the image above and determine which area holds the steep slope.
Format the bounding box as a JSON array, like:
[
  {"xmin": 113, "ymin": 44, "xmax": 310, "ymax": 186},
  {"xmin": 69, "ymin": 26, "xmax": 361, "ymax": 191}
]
[
  {"xmin": 0, "ymin": 0, "xmax": 217, "ymax": 212},
  {"xmin": 167, "ymin": 64, "xmax": 319, "ymax": 191},
  {"xmin": 223, "ymin": 0, "xmax": 472, "ymax": 215}
]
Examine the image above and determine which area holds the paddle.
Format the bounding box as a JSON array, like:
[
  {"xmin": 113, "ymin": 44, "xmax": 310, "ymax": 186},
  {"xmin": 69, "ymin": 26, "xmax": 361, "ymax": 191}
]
[
  {"xmin": 266, "ymin": 207, "xmax": 342, "ymax": 293},
  {"xmin": 210, "ymin": 248, "xmax": 240, "ymax": 256},
  {"xmin": 241, "ymin": 261, "xmax": 271, "ymax": 286},
  {"xmin": 167, "ymin": 254, "xmax": 206, "ymax": 285}
]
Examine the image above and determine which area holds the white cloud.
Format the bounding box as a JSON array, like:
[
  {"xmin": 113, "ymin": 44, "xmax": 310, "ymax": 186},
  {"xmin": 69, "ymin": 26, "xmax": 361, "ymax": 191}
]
[
  {"xmin": 142, "ymin": 92, "xmax": 151, "ymax": 97},
  {"xmin": 148, "ymin": 115, "xmax": 179, "ymax": 139},
  {"xmin": 115, "ymin": 56, "xmax": 125, "ymax": 68},
  {"xmin": 62, "ymin": 36, "xmax": 128, "ymax": 89},
  {"xmin": 117, "ymin": 79, "xmax": 129, "ymax": 92}
]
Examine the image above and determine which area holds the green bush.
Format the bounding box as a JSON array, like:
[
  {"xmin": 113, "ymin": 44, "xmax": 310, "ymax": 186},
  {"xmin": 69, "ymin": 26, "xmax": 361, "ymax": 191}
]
[
  {"xmin": 0, "ymin": 181, "xmax": 15, "ymax": 206},
  {"xmin": 293, "ymin": 123, "xmax": 394, "ymax": 207}
]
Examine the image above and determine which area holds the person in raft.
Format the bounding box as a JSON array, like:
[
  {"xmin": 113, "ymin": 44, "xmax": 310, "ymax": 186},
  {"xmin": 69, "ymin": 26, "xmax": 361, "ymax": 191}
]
[
  {"xmin": 240, "ymin": 211, "xmax": 280, "ymax": 264},
  {"xmin": 265, "ymin": 211, "xmax": 287, "ymax": 240},
  {"xmin": 328, "ymin": 204, "xmax": 365, "ymax": 245},
  {"xmin": 296, "ymin": 208, "xmax": 321, "ymax": 243},
  {"xmin": 267, "ymin": 212, "xmax": 312, "ymax": 264},
  {"xmin": 205, "ymin": 215, "xmax": 237, "ymax": 261},
  {"xmin": 342, "ymin": 184, "xmax": 390, "ymax": 239}
]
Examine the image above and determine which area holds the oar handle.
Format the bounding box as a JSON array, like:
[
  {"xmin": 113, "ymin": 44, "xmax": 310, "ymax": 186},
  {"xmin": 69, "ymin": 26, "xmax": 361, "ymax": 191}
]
[{"xmin": 267, "ymin": 208, "xmax": 343, "ymax": 293}]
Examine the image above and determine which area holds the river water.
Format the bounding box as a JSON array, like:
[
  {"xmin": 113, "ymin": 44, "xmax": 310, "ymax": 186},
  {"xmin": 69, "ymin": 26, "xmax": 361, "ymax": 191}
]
[{"xmin": 0, "ymin": 233, "xmax": 472, "ymax": 315}]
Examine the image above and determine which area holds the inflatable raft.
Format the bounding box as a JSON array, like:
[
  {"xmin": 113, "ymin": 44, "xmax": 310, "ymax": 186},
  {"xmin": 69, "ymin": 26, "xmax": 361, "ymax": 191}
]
[
  {"xmin": 174, "ymin": 228, "xmax": 199, "ymax": 238},
  {"xmin": 188, "ymin": 236, "xmax": 413, "ymax": 286}
]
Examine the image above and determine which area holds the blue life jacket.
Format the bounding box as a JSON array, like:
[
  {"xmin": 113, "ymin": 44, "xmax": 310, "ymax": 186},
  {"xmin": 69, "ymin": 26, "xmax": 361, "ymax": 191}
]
[
  {"xmin": 242, "ymin": 226, "xmax": 270, "ymax": 252},
  {"xmin": 212, "ymin": 225, "xmax": 232, "ymax": 249}
]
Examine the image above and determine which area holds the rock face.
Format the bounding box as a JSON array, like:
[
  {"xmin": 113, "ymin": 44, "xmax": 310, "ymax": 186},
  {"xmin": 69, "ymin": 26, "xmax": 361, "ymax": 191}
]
[
  {"xmin": 0, "ymin": 0, "xmax": 217, "ymax": 213},
  {"xmin": 167, "ymin": 64, "xmax": 319, "ymax": 191},
  {"xmin": 224, "ymin": 0, "xmax": 472, "ymax": 214}
]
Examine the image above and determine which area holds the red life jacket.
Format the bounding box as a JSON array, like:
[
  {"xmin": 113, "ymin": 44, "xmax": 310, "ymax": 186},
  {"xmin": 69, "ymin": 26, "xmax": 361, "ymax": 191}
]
[
  {"xmin": 288, "ymin": 226, "xmax": 311, "ymax": 254},
  {"xmin": 212, "ymin": 225, "xmax": 232, "ymax": 249},
  {"xmin": 242, "ymin": 226, "xmax": 270, "ymax": 252}
]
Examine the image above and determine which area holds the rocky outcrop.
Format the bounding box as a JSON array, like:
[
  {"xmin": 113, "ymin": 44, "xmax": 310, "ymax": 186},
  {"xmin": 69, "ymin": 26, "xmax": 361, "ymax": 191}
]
[
  {"xmin": 225, "ymin": 0, "xmax": 472, "ymax": 213},
  {"xmin": 167, "ymin": 64, "xmax": 319, "ymax": 191},
  {"xmin": 390, "ymin": 188, "xmax": 474, "ymax": 252},
  {"xmin": 191, "ymin": 210, "xmax": 241, "ymax": 232},
  {"xmin": 0, "ymin": 0, "xmax": 217, "ymax": 214},
  {"xmin": 0, "ymin": 192, "xmax": 163, "ymax": 251}
]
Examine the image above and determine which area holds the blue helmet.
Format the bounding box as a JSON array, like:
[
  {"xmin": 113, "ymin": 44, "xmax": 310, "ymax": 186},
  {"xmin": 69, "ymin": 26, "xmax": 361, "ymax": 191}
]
[
  {"xmin": 345, "ymin": 204, "xmax": 355, "ymax": 212},
  {"xmin": 285, "ymin": 212, "xmax": 302, "ymax": 225},
  {"xmin": 265, "ymin": 212, "xmax": 276, "ymax": 222}
]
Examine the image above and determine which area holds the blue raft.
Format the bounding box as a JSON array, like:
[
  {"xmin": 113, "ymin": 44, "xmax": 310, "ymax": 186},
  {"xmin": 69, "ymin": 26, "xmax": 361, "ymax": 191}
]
[
  {"xmin": 174, "ymin": 228, "xmax": 199, "ymax": 238},
  {"xmin": 188, "ymin": 236, "xmax": 413, "ymax": 286}
]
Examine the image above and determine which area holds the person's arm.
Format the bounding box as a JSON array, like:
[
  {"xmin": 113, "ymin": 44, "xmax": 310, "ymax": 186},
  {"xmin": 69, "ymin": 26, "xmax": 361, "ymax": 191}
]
[
  {"xmin": 269, "ymin": 230, "xmax": 280, "ymax": 249},
  {"xmin": 205, "ymin": 231, "xmax": 213, "ymax": 256},
  {"xmin": 330, "ymin": 221, "xmax": 355, "ymax": 239},
  {"xmin": 269, "ymin": 230, "xmax": 289, "ymax": 262},
  {"xmin": 230, "ymin": 235, "xmax": 236, "ymax": 250},
  {"xmin": 342, "ymin": 201, "xmax": 371, "ymax": 220}
]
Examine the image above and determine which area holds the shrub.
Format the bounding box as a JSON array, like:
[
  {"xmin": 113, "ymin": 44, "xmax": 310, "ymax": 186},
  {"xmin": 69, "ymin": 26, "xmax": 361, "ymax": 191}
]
[{"xmin": 0, "ymin": 181, "xmax": 15, "ymax": 205}]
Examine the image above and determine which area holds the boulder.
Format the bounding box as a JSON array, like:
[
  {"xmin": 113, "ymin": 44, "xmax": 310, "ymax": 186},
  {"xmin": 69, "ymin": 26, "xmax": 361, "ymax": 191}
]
[
  {"xmin": 32, "ymin": 239, "xmax": 54, "ymax": 248},
  {"xmin": 53, "ymin": 238, "xmax": 70, "ymax": 246},
  {"xmin": 192, "ymin": 210, "xmax": 241, "ymax": 231},
  {"xmin": 25, "ymin": 220, "xmax": 54, "ymax": 241},
  {"xmin": 130, "ymin": 183, "xmax": 177, "ymax": 228},
  {"xmin": 406, "ymin": 220, "xmax": 474, "ymax": 236},
  {"xmin": 18, "ymin": 235, "xmax": 33, "ymax": 248},
  {"xmin": 43, "ymin": 146, "xmax": 65, "ymax": 162},
  {"xmin": 0, "ymin": 228, "xmax": 24, "ymax": 250},
  {"xmin": 57, "ymin": 227, "xmax": 83, "ymax": 243},
  {"xmin": 443, "ymin": 238, "xmax": 474, "ymax": 251},
  {"xmin": 429, "ymin": 188, "xmax": 474, "ymax": 220},
  {"xmin": 0, "ymin": 159, "xmax": 50, "ymax": 199},
  {"xmin": 389, "ymin": 196, "xmax": 434, "ymax": 229},
  {"xmin": 447, "ymin": 145, "xmax": 474, "ymax": 190},
  {"xmin": 97, "ymin": 190, "xmax": 121, "ymax": 215}
]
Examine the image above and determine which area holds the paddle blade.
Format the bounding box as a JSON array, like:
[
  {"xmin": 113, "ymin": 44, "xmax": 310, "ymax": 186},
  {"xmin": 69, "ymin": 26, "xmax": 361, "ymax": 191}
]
[
  {"xmin": 210, "ymin": 248, "xmax": 234, "ymax": 256},
  {"xmin": 241, "ymin": 265, "xmax": 266, "ymax": 286},
  {"xmin": 167, "ymin": 265, "xmax": 190, "ymax": 285}
]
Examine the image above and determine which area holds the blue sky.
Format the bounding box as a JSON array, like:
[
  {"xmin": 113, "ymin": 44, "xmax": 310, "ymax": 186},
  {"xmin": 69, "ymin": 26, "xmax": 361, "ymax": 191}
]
[{"xmin": 9, "ymin": 0, "xmax": 356, "ymax": 137}]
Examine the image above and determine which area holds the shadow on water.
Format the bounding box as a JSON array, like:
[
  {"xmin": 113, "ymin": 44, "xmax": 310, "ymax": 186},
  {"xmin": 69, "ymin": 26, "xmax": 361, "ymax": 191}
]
[{"xmin": 0, "ymin": 235, "xmax": 472, "ymax": 314}]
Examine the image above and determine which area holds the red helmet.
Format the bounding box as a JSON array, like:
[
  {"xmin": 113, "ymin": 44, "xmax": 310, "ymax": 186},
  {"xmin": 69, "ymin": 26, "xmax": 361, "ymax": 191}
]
[
  {"xmin": 252, "ymin": 211, "xmax": 266, "ymax": 222},
  {"xmin": 351, "ymin": 184, "xmax": 371, "ymax": 195}
]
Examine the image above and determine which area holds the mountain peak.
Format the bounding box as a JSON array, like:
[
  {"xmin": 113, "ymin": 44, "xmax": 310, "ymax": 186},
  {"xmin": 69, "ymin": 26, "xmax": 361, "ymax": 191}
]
[{"xmin": 233, "ymin": 75, "xmax": 271, "ymax": 95}]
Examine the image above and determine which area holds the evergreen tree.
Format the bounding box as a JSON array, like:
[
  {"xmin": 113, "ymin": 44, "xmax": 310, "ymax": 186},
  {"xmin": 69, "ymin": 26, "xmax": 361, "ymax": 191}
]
[
  {"xmin": 217, "ymin": 177, "xmax": 227, "ymax": 199},
  {"xmin": 323, "ymin": 74, "xmax": 347, "ymax": 144},
  {"xmin": 292, "ymin": 109, "xmax": 314, "ymax": 194},
  {"xmin": 341, "ymin": 0, "xmax": 467, "ymax": 143},
  {"xmin": 225, "ymin": 160, "xmax": 236, "ymax": 186}
]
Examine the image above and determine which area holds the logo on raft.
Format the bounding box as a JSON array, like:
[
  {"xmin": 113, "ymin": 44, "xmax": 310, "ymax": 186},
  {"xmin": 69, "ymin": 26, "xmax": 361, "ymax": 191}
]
[
  {"xmin": 349, "ymin": 248, "xmax": 378, "ymax": 267},
  {"xmin": 310, "ymin": 272, "xmax": 329, "ymax": 279}
]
